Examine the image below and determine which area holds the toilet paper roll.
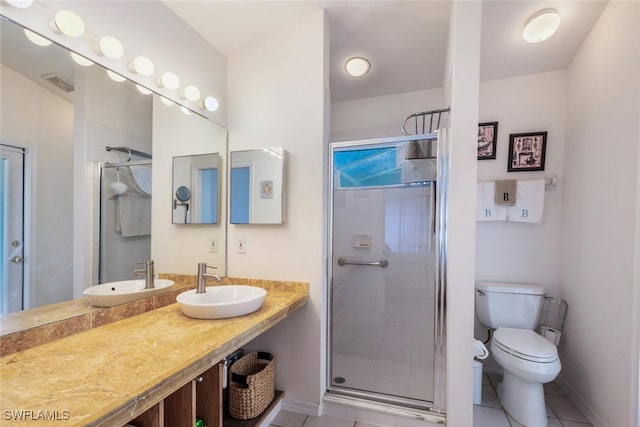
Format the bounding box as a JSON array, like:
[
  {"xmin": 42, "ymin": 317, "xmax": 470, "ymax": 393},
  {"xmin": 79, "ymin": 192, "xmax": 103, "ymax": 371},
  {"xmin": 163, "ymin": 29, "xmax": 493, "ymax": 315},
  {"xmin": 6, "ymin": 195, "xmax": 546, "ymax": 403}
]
[
  {"xmin": 541, "ymin": 326, "xmax": 562, "ymax": 346},
  {"xmin": 473, "ymin": 339, "xmax": 489, "ymax": 359}
]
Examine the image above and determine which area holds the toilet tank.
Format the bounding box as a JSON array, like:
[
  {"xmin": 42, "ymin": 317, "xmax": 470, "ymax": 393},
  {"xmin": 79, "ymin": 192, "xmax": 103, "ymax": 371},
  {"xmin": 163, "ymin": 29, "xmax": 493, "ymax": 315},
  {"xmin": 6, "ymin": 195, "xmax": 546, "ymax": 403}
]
[{"xmin": 475, "ymin": 281, "xmax": 546, "ymax": 329}]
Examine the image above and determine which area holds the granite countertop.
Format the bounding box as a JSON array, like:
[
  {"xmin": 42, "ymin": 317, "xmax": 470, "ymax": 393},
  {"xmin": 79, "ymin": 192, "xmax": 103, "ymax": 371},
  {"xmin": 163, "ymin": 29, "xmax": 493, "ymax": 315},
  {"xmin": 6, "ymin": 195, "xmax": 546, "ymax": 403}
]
[{"xmin": 0, "ymin": 282, "xmax": 308, "ymax": 426}]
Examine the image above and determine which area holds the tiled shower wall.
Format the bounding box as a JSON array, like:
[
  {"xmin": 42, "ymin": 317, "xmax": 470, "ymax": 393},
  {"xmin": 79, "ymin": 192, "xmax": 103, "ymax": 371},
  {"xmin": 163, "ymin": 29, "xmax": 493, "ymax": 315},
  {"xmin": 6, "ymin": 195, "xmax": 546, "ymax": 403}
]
[{"xmin": 332, "ymin": 186, "xmax": 435, "ymax": 365}]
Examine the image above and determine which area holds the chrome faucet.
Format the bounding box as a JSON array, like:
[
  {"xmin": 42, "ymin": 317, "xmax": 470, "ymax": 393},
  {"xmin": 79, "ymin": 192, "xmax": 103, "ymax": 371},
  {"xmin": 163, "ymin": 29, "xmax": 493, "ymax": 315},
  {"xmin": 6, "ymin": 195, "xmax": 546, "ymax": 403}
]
[
  {"xmin": 132, "ymin": 260, "xmax": 155, "ymax": 289},
  {"xmin": 196, "ymin": 262, "xmax": 222, "ymax": 294}
]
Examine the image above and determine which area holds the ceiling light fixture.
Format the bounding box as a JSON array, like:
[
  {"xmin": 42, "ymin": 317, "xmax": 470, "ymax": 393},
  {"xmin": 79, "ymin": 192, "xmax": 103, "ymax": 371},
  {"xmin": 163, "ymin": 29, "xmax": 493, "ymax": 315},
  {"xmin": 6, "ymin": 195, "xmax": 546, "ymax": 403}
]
[
  {"xmin": 50, "ymin": 10, "xmax": 85, "ymax": 37},
  {"xmin": 7, "ymin": 0, "xmax": 33, "ymax": 8},
  {"xmin": 345, "ymin": 57, "xmax": 371, "ymax": 77},
  {"xmin": 70, "ymin": 52, "xmax": 93, "ymax": 67},
  {"xmin": 180, "ymin": 85, "xmax": 201, "ymax": 102},
  {"xmin": 523, "ymin": 9, "xmax": 560, "ymax": 43},
  {"xmin": 202, "ymin": 96, "xmax": 219, "ymax": 112},
  {"xmin": 24, "ymin": 29, "xmax": 52, "ymax": 46},
  {"xmin": 95, "ymin": 36, "xmax": 123, "ymax": 59},
  {"xmin": 157, "ymin": 72, "xmax": 180, "ymax": 90},
  {"xmin": 128, "ymin": 56, "xmax": 154, "ymax": 76}
]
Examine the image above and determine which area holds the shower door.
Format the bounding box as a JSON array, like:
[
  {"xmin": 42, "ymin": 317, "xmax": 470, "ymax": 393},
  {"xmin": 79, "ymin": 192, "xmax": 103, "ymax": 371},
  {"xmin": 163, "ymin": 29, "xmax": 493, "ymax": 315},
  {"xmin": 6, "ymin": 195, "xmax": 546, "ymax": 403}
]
[{"xmin": 328, "ymin": 134, "xmax": 446, "ymax": 412}]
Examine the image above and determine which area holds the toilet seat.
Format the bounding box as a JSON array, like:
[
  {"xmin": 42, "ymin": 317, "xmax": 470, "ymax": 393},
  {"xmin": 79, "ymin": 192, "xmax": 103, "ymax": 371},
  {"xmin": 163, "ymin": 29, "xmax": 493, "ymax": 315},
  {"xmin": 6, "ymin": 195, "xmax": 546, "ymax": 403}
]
[{"xmin": 493, "ymin": 327, "xmax": 558, "ymax": 363}]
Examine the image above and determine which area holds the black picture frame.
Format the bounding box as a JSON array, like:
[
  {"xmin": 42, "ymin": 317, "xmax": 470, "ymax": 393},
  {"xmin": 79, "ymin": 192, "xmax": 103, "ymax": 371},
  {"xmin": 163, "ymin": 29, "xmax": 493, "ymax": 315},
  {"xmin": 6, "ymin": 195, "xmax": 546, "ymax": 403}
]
[
  {"xmin": 508, "ymin": 131, "xmax": 547, "ymax": 172},
  {"xmin": 478, "ymin": 122, "xmax": 498, "ymax": 160}
]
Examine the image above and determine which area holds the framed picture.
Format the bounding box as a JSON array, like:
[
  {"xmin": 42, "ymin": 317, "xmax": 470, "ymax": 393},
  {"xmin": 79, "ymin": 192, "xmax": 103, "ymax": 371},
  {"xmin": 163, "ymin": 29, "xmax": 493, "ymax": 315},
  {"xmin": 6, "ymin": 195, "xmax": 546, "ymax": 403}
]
[
  {"xmin": 508, "ymin": 131, "xmax": 547, "ymax": 172},
  {"xmin": 478, "ymin": 122, "xmax": 498, "ymax": 160},
  {"xmin": 260, "ymin": 180, "xmax": 273, "ymax": 198}
]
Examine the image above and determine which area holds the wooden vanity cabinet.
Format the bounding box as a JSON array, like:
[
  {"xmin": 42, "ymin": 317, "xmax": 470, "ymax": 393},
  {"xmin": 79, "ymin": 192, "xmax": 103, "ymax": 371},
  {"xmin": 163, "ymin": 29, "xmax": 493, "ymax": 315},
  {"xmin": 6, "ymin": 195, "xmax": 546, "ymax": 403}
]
[{"xmin": 130, "ymin": 363, "xmax": 223, "ymax": 427}]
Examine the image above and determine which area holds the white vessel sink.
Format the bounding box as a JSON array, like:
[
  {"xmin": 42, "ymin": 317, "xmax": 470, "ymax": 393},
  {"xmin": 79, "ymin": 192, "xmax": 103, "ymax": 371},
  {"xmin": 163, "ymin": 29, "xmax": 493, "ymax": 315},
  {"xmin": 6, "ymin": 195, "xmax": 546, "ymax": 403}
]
[
  {"xmin": 84, "ymin": 279, "xmax": 175, "ymax": 307},
  {"xmin": 176, "ymin": 285, "xmax": 267, "ymax": 319}
]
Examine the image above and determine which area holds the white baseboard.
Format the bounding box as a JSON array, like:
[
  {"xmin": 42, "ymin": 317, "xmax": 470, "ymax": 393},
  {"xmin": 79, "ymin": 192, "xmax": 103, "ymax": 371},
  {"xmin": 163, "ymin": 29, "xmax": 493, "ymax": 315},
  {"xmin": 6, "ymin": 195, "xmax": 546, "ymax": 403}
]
[
  {"xmin": 556, "ymin": 375, "xmax": 607, "ymax": 427},
  {"xmin": 282, "ymin": 398, "xmax": 321, "ymax": 416}
]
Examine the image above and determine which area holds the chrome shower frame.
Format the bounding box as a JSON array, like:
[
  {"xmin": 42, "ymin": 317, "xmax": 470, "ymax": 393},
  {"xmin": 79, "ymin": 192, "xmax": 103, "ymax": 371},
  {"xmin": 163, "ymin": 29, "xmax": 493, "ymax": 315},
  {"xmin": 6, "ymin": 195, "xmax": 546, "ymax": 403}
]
[{"xmin": 325, "ymin": 133, "xmax": 448, "ymax": 421}]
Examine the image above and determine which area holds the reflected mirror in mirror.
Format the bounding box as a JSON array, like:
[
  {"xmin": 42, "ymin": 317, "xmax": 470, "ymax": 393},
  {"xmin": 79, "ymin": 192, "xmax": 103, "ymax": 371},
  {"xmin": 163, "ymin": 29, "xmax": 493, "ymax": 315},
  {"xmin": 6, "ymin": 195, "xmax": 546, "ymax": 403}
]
[
  {"xmin": 0, "ymin": 16, "xmax": 228, "ymax": 317},
  {"xmin": 172, "ymin": 153, "xmax": 220, "ymax": 224},
  {"xmin": 230, "ymin": 147, "xmax": 285, "ymax": 224}
]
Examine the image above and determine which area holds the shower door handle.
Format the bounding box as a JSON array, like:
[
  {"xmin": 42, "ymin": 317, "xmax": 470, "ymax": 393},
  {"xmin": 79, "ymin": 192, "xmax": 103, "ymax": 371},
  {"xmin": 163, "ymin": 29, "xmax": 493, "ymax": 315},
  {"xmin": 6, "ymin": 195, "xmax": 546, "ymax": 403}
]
[{"xmin": 337, "ymin": 258, "xmax": 388, "ymax": 268}]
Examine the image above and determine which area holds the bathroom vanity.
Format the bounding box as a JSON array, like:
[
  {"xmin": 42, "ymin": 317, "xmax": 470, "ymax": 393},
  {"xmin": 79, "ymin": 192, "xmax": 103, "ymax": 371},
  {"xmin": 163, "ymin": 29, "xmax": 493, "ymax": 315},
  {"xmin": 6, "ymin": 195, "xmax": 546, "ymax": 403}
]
[{"xmin": 0, "ymin": 280, "xmax": 308, "ymax": 426}]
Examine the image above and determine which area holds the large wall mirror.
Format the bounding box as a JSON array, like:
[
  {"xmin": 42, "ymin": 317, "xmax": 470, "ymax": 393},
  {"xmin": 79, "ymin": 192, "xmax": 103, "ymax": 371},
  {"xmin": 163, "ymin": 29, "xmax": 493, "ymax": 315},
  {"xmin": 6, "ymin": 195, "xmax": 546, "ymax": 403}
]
[
  {"xmin": 230, "ymin": 148, "xmax": 286, "ymax": 225},
  {"xmin": 0, "ymin": 16, "xmax": 227, "ymax": 316}
]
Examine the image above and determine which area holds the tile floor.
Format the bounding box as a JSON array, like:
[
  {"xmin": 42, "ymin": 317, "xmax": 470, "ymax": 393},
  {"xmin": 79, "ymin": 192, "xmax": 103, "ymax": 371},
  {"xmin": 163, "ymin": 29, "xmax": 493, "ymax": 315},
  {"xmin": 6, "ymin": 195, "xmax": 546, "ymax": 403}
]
[{"xmin": 269, "ymin": 373, "xmax": 594, "ymax": 427}]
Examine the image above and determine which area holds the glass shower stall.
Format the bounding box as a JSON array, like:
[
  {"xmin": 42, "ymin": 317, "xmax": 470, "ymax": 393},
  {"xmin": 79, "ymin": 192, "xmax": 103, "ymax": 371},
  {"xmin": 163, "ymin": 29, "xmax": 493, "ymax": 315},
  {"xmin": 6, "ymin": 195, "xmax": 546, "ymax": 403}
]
[{"xmin": 327, "ymin": 133, "xmax": 448, "ymax": 416}]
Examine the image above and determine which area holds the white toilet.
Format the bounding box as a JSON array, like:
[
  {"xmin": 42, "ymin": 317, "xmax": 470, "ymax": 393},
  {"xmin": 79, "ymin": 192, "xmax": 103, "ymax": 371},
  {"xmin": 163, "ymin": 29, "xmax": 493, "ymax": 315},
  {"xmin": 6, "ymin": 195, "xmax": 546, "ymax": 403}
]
[{"xmin": 475, "ymin": 281, "xmax": 561, "ymax": 427}]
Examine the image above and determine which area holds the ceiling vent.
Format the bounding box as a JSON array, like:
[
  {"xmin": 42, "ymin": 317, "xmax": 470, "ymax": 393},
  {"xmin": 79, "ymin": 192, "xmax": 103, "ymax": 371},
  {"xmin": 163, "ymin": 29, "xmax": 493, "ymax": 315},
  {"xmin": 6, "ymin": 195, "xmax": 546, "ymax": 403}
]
[{"xmin": 42, "ymin": 73, "xmax": 74, "ymax": 93}]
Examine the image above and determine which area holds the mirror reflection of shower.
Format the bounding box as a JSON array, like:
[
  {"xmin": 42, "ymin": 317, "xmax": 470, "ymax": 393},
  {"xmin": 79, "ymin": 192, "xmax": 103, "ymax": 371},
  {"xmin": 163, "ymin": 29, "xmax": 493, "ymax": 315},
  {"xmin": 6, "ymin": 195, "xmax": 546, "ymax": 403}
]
[
  {"xmin": 99, "ymin": 146, "xmax": 152, "ymax": 284},
  {"xmin": 174, "ymin": 186, "xmax": 191, "ymax": 224}
]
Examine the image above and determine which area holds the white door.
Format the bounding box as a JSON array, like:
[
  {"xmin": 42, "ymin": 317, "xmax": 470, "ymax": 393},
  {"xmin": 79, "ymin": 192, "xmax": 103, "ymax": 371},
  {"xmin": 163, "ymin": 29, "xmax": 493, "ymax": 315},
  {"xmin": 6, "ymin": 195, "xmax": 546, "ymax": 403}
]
[{"xmin": 1, "ymin": 144, "xmax": 25, "ymax": 314}]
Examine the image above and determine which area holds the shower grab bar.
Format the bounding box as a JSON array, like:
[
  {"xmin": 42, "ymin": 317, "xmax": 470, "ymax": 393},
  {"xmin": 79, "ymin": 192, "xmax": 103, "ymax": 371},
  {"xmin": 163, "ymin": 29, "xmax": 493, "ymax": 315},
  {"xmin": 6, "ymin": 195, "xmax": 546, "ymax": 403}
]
[
  {"xmin": 105, "ymin": 146, "xmax": 152, "ymax": 161},
  {"xmin": 337, "ymin": 258, "xmax": 389, "ymax": 268}
]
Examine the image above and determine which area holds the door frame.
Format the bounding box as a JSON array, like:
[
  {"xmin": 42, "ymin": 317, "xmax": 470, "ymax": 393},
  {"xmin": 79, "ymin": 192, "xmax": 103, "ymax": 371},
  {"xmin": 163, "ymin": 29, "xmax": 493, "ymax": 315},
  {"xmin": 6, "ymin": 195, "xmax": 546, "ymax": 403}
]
[{"xmin": 1, "ymin": 142, "xmax": 31, "ymax": 312}]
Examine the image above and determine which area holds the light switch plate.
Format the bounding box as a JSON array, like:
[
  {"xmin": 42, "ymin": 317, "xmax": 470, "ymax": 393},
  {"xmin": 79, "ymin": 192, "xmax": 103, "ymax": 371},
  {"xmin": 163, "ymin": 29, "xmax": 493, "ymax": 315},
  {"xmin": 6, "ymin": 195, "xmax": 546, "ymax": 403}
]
[{"xmin": 237, "ymin": 237, "xmax": 246, "ymax": 254}]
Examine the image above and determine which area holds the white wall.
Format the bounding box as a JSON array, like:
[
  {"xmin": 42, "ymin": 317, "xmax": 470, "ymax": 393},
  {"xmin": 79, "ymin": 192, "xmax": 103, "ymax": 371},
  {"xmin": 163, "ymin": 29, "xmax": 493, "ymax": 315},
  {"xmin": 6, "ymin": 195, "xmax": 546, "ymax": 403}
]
[
  {"xmin": 443, "ymin": 2, "xmax": 481, "ymax": 425},
  {"xmin": 226, "ymin": 11, "xmax": 327, "ymax": 411},
  {"xmin": 561, "ymin": 2, "xmax": 640, "ymax": 426},
  {"xmin": 0, "ymin": 64, "xmax": 74, "ymax": 308},
  {"xmin": 331, "ymin": 88, "xmax": 445, "ymax": 141},
  {"xmin": 476, "ymin": 70, "xmax": 567, "ymax": 296}
]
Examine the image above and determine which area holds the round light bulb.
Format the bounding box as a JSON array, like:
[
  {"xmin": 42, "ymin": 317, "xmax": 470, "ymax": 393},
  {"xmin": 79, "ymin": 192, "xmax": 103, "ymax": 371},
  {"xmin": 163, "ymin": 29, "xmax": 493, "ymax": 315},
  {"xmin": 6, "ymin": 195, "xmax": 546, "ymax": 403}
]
[
  {"xmin": 181, "ymin": 85, "xmax": 201, "ymax": 102},
  {"xmin": 128, "ymin": 56, "xmax": 154, "ymax": 76},
  {"xmin": 160, "ymin": 97, "xmax": 175, "ymax": 106},
  {"xmin": 106, "ymin": 70, "xmax": 126, "ymax": 82},
  {"xmin": 345, "ymin": 57, "xmax": 370, "ymax": 77},
  {"xmin": 523, "ymin": 9, "xmax": 560, "ymax": 43},
  {"xmin": 180, "ymin": 106, "xmax": 193, "ymax": 115},
  {"xmin": 70, "ymin": 52, "xmax": 93, "ymax": 67},
  {"xmin": 7, "ymin": 0, "xmax": 34, "ymax": 8},
  {"xmin": 96, "ymin": 36, "xmax": 123, "ymax": 59},
  {"xmin": 136, "ymin": 85, "xmax": 152, "ymax": 95},
  {"xmin": 50, "ymin": 10, "xmax": 85, "ymax": 38},
  {"xmin": 24, "ymin": 29, "xmax": 52, "ymax": 46},
  {"xmin": 158, "ymin": 72, "xmax": 180, "ymax": 90},
  {"xmin": 202, "ymin": 96, "xmax": 219, "ymax": 112}
]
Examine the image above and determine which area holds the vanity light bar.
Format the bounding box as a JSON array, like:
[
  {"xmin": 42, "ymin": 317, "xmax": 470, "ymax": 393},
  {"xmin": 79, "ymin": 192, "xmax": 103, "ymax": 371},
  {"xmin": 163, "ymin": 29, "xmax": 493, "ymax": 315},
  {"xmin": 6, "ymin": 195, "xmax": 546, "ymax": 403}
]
[{"xmin": 29, "ymin": 5, "xmax": 221, "ymax": 114}]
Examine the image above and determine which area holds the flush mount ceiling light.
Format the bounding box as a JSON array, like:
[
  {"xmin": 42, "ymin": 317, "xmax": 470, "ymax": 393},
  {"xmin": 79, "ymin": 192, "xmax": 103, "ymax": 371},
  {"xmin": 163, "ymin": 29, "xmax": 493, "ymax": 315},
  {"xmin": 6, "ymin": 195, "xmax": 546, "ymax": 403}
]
[
  {"xmin": 202, "ymin": 96, "xmax": 219, "ymax": 112},
  {"xmin": 157, "ymin": 72, "xmax": 180, "ymax": 90},
  {"xmin": 7, "ymin": 0, "xmax": 33, "ymax": 8},
  {"xmin": 50, "ymin": 10, "xmax": 85, "ymax": 37},
  {"xmin": 95, "ymin": 36, "xmax": 123, "ymax": 60},
  {"xmin": 523, "ymin": 9, "xmax": 560, "ymax": 43},
  {"xmin": 180, "ymin": 85, "xmax": 201, "ymax": 102},
  {"xmin": 70, "ymin": 52, "xmax": 93, "ymax": 67},
  {"xmin": 345, "ymin": 56, "xmax": 371, "ymax": 77},
  {"xmin": 128, "ymin": 56, "xmax": 154, "ymax": 76},
  {"xmin": 24, "ymin": 29, "xmax": 52, "ymax": 46},
  {"xmin": 106, "ymin": 70, "xmax": 126, "ymax": 82}
]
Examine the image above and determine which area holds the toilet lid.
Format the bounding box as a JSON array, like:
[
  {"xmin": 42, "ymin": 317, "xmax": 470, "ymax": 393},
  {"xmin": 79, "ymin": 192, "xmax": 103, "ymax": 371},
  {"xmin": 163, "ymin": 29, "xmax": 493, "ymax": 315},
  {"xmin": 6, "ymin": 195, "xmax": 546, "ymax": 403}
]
[{"xmin": 493, "ymin": 327, "xmax": 558, "ymax": 363}]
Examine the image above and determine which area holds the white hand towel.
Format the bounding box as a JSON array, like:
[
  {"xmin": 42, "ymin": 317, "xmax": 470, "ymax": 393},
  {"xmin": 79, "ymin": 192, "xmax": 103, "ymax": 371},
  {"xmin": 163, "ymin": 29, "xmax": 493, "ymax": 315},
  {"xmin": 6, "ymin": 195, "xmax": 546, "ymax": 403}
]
[
  {"xmin": 476, "ymin": 182, "xmax": 507, "ymax": 221},
  {"xmin": 507, "ymin": 179, "xmax": 545, "ymax": 223}
]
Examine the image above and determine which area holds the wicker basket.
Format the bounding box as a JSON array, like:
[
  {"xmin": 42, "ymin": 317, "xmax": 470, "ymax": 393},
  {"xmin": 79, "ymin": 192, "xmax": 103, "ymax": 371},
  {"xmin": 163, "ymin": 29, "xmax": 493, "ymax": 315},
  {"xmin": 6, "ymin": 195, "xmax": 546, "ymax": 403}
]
[{"xmin": 229, "ymin": 351, "xmax": 275, "ymax": 419}]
